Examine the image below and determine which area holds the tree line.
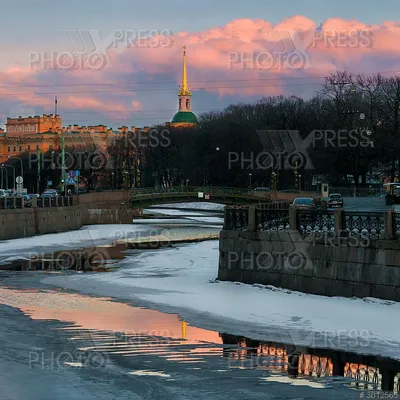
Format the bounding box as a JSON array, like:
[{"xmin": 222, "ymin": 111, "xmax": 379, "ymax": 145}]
[{"xmin": 4, "ymin": 71, "xmax": 400, "ymax": 193}]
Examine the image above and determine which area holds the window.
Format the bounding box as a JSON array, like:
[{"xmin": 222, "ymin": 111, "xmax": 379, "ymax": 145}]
[
  {"xmin": 13, "ymin": 146, "xmax": 16, "ymax": 151},
  {"xmin": 28, "ymin": 145, "xmax": 30, "ymax": 151},
  {"xmin": 36, "ymin": 145, "xmax": 39, "ymax": 150},
  {"xmin": 7, "ymin": 146, "xmax": 10, "ymax": 152},
  {"xmin": 19, "ymin": 146, "xmax": 22, "ymax": 151},
  {"xmin": 186, "ymin": 99, "xmax": 190, "ymax": 108}
]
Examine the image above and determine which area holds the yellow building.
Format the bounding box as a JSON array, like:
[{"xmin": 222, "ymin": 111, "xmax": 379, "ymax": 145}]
[{"xmin": 0, "ymin": 114, "xmax": 150, "ymax": 163}]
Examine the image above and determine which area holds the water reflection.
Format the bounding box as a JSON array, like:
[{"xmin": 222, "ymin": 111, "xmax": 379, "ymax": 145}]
[
  {"xmin": 220, "ymin": 333, "xmax": 400, "ymax": 393},
  {"xmin": 1, "ymin": 286, "xmax": 398, "ymax": 394}
]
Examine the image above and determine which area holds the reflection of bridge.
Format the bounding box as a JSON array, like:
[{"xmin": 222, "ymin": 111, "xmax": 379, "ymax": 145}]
[{"xmin": 129, "ymin": 187, "xmax": 271, "ymax": 207}]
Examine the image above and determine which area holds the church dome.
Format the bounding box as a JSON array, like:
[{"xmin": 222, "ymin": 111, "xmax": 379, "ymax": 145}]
[{"xmin": 171, "ymin": 111, "xmax": 198, "ymax": 124}]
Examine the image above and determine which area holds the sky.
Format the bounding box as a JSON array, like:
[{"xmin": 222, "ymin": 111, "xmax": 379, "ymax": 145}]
[{"xmin": 0, "ymin": 0, "xmax": 399, "ymax": 128}]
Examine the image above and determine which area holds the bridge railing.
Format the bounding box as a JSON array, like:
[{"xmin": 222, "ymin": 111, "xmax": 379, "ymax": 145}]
[
  {"xmin": 130, "ymin": 186, "xmax": 255, "ymax": 197},
  {"xmin": 223, "ymin": 205, "xmax": 400, "ymax": 239}
]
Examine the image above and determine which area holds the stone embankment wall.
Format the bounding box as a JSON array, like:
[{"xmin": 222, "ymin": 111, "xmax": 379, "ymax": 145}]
[
  {"xmin": 0, "ymin": 191, "xmax": 140, "ymax": 240},
  {"xmin": 218, "ymin": 230, "xmax": 400, "ymax": 301}
]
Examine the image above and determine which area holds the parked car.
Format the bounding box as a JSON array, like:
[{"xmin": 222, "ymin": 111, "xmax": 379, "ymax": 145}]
[
  {"xmin": 0, "ymin": 189, "xmax": 7, "ymax": 198},
  {"xmin": 41, "ymin": 189, "xmax": 59, "ymax": 198},
  {"xmin": 290, "ymin": 197, "xmax": 317, "ymax": 210},
  {"xmin": 252, "ymin": 187, "xmax": 271, "ymax": 192},
  {"xmin": 328, "ymin": 193, "xmax": 344, "ymax": 208}
]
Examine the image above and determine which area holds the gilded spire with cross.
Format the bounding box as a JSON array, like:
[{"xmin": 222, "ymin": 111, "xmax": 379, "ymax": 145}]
[{"xmin": 179, "ymin": 45, "xmax": 191, "ymax": 96}]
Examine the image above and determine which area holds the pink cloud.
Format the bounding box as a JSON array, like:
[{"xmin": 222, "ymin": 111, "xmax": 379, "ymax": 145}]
[{"xmin": 0, "ymin": 16, "xmax": 399, "ymax": 126}]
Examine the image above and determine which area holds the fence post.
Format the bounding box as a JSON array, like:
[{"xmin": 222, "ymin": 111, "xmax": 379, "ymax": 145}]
[
  {"xmin": 247, "ymin": 206, "xmax": 256, "ymax": 232},
  {"xmin": 384, "ymin": 210, "xmax": 394, "ymax": 240},
  {"xmin": 289, "ymin": 207, "xmax": 297, "ymax": 230},
  {"xmin": 334, "ymin": 208, "xmax": 345, "ymax": 235},
  {"xmin": 31, "ymin": 196, "xmax": 37, "ymax": 208}
]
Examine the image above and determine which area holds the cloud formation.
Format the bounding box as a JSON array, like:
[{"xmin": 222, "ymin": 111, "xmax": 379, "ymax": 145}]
[{"xmin": 0, "ymin": 16, "xmax": 399, "ymax": 127}]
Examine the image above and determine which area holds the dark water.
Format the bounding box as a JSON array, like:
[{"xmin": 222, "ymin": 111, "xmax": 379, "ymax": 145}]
[{"xmin": 0, "ymin": 283, "xmax": 399, "ymax": 399}]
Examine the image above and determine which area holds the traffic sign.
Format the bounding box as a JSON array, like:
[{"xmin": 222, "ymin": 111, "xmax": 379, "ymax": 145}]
[
  {"xmin": 75, "ymin": 170, "xmax": 80, "ymax": 177},
  {"xmin": 47, "ymin": 180, "xmax": 53, "ymax": 186},
  {"xmin": 66, "ymin": 177, "xmax": 76, "ymax": 185},
  {"xmin": 68, "ymin": 170, "xmax": 75, "ymax": 178},
  {"xmin": 16, "ymin": 176, "xmax": 23, "ymax": 184}
]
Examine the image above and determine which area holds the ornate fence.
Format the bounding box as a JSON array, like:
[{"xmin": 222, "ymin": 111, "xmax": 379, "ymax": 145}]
[
  {"xmin": 296, "ymin": 210, "xmax": 335, "ymax": 234},
  {"xmin": 224, "ymin": 202, "xmax": 290, "ymax": 231},
  {"xmin": 345, "ymin": 212, "xmax": 384, "ymax": 239},
  {"xmin": 223, "ymin": 205, "xmax": 400, "ymax": 238},
  {"xmin": 223, "ymin": 206, "xmax": 249, "ymax": 230}
]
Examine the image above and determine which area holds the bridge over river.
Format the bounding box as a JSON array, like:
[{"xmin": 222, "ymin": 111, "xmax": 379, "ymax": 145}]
[{"xmin": 129, "ymin": 186, "xmax": 320, "ymax": 207}]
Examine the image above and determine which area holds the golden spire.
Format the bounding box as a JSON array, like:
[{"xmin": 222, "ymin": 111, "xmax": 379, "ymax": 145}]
[{"xmin": 179, "ymin": 45, "xmax": 191, "ymax": 96}]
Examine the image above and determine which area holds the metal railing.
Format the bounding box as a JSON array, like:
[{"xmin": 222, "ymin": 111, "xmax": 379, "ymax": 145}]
[
  {"xmin": 223, "ymin": 206, "xmax": 249, "ymax": 230},
  {"xmin": 297, "ymin": 210, "xmax": 335, "ymax": 235},
  {"xmin": 345, "ymin": 212, "xmax": 384, "ymax": 239},
  {"xmin": 0, "ymin": 196, "xmax": 75, "ymax": 209},
  {"xmin": 223, "ymin": 205, "xmax": 400, "ymax": 239},
  {"xmin": 256, "ymin": 208, "xmax": 290, "ymax": 231},
  {"xmin": 131, "ymin": 186, "xmax": 258, "ymax": 197}
]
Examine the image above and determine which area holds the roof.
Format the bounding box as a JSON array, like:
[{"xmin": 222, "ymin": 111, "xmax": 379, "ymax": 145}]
[{"xmin": 171, "ymin": 111, "xmax": 198, "ymax": 124}]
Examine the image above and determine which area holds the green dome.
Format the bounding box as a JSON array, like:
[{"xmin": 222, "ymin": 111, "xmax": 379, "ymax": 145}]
[{"xmin": 171, "ymin": 111, "xmax": 198, "ymax": 124}]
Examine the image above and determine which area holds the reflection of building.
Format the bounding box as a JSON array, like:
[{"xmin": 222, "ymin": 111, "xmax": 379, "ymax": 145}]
[{"xmin": 169, "ymin": 46, "xmax": 198, "ymax": 128}]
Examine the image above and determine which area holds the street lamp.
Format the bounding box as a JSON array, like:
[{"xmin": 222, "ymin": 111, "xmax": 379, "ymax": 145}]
[
  {"xmin": 8, "ymin": 156, "xmax": 23, "ymax": 183},
  {"xmin": 249, "ymin": 173, "xmax": 252, "ymax": 189},
  {"xmin": 0, "ymin": 166, "xmax": 8, "ymax": 190},
  {"xmin": 2, "ymin": 164, "xmax": 15, "ymax": 191},
  {"xmin": 216, "ymin": 147, "xmax": 220, "ymax": 151}
]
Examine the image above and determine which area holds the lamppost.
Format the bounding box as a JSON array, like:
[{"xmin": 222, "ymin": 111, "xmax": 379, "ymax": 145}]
[
  {"xmin": 7, "ymin": 156, "xmax": 23, "ymax": 182},
  {"xmin": 248, "ymin": 173, "xmax": 252, "ymax": 189},
  {"xmin": 271, "ymin": 171, "xmax": 279, "ymax": 191},
  {"xmin": 0, "ymin": 166, "xmax": 8, "ymax": 190},
  {"xmin": 2, "ymin": 164, "xmax": 15, "ymax": 191}
]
